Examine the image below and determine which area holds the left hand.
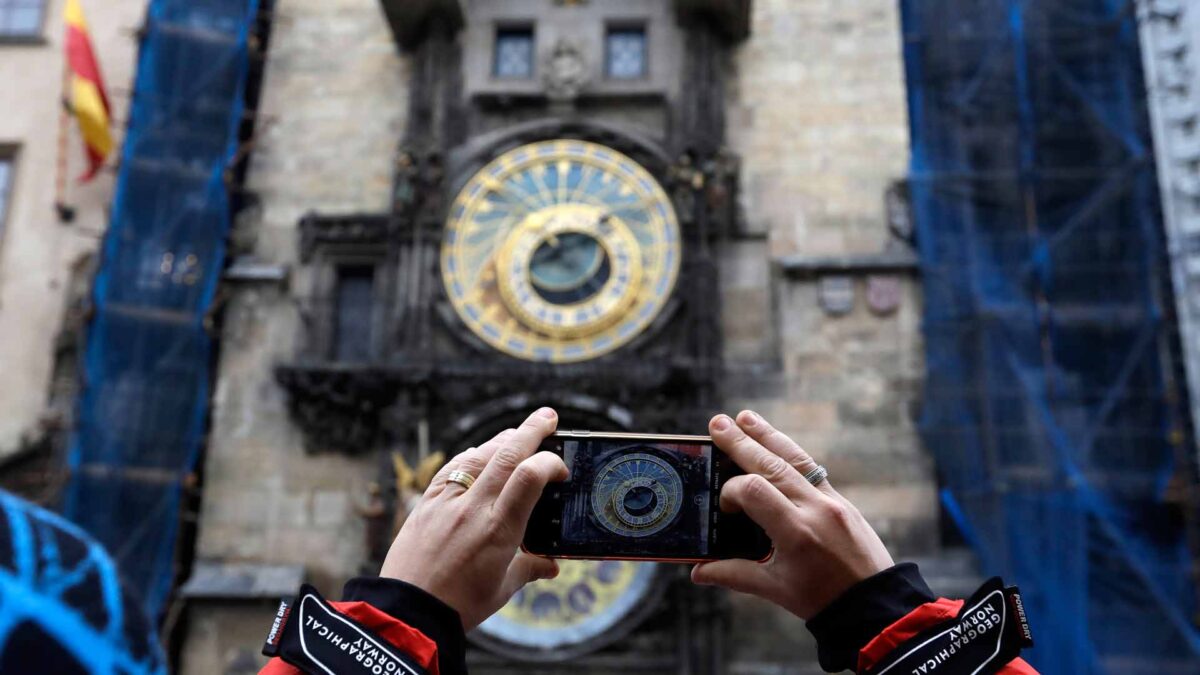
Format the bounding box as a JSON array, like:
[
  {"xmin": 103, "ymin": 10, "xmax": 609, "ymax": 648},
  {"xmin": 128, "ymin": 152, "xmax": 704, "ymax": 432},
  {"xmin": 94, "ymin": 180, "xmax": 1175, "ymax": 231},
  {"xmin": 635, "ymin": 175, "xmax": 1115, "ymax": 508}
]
[{"xmin": 379, "ymin": 407, "xmax": 568, "ymax": 630}]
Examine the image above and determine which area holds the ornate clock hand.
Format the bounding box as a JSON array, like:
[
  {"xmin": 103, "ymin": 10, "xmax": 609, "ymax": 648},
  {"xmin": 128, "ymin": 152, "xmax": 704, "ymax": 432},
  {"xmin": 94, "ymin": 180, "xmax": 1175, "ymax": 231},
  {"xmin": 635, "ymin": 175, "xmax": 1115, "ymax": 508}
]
[
  {"xmin": 596, "ymin": 213, "xmax": 614, "ymax": 233},
  {"xmin": 532, "ymin": 240, "xmax": 568, "ymax": 267}
]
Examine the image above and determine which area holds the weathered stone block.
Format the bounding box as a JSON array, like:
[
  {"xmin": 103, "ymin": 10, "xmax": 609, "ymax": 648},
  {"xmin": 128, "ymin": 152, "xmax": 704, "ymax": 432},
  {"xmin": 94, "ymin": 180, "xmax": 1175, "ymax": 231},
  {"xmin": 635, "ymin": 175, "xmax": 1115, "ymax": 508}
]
[
  {"xmin": 312, "ymin": 490, "xmax": 351, "ymax": 527},
  {"xmin": 180, "ymin": 605, "xmax": 275, "ymax": 675},
  {"xmin": 783, "ymin": 400, "xmax": 840, "ymax": 433}
]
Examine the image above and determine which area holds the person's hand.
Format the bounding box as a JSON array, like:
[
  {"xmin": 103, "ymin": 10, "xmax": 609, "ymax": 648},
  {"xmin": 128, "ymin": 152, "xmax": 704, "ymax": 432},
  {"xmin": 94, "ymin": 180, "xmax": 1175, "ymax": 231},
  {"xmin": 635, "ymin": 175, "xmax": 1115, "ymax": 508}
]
[
  {"xmin": 380, "ymin": 407, "xmax": 567, "ymax": 630},
  {"xmin": 692, "ymin": 411, "xmax": 894, "ymax": 620}
]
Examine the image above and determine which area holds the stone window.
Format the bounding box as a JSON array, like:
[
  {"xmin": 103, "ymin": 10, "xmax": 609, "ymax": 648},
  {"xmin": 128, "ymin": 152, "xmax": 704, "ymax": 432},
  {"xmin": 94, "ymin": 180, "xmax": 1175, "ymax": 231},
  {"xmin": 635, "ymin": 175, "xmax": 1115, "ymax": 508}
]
[
  {"xmin": 0, "ymin": 0, "xmax": 44, "ymax": 39},
  {"xmin": 333, "ymin": 265, "xmax": 376, "ymax": 362},
  {"xmin": 605, "ymin": 26, "xmax": 647, "ymax": 79},
  {"xmin": 493, "ymin": 26, "xmax": 535, "ymax": 79},
  {"xmin": 0, "ymin": 153, "xmax": 12, "ymax": 249}
]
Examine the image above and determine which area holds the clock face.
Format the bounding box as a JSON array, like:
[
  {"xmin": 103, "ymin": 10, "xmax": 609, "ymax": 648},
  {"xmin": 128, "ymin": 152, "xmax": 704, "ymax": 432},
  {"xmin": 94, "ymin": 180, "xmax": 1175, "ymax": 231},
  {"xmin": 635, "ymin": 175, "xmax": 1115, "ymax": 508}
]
[
  {"xmin": 591, "ymin": 453, "xmax": 684, "ymax": 538},
  {"xmin": 442, "ymin": 140, "xmax": 681, "ymax": 363},
  {"xmin": 476, "ymin": 560, "xmax": 658, "ymax": 653}
]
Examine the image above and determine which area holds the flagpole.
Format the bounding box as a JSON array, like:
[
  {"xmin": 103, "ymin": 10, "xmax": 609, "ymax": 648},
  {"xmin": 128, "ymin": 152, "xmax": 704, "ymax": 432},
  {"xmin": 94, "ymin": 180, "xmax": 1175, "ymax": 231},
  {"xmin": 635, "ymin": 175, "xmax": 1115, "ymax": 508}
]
[{"xmin": 55, "ymin": 56, "xmax": 76, "ymax": 223}]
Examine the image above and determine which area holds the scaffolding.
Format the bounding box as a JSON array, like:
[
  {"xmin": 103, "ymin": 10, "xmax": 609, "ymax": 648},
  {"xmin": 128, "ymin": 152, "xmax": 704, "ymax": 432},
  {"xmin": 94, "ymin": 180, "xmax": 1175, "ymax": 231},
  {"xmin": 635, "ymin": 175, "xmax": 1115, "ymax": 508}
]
[
  {"xmin": 63, "ymin": 0, "xmax": 261, "ymax": 618},
  {"xmin": 1140, "ymin": 1, "xmax": 1200, "ymax": 468},
  {"xmin": 902, "ymin": 0, "xmax": 1200, "ymax": 672}
]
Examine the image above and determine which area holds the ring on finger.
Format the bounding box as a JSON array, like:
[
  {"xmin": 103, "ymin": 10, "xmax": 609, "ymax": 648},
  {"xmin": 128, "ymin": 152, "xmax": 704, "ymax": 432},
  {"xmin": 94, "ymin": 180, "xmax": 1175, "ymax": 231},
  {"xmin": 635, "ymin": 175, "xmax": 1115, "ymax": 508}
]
[
  {"xmin": 803, "ymin": 465, "xmax": 829, "ymax": 486},
  {"xmin": 446, "ymin": 470, "xmax": 476, "ymax": 491}
]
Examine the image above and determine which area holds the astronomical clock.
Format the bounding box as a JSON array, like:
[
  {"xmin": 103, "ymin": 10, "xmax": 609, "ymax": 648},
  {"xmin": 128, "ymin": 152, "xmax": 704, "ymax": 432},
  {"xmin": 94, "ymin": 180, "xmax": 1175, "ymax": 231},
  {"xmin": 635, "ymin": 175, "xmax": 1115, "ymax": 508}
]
[
  {"xmin": 279, "ymin": 0, "xmax": 752, "ymax": 671},
  {"xmin": 441, "ymin": 140, "xmax": 681, "ymax": 363},
  {"xmin": 442, "ymin": 139, "xmax": 691, "ymax": 659}
]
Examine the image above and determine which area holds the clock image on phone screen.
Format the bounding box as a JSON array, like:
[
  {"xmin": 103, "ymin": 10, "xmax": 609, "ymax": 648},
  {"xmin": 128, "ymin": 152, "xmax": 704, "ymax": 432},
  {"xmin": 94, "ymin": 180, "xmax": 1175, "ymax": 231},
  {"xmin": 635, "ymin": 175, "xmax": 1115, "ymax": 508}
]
[{"xmin": 523, "ymin": 433, "xmax": 773, "ymax": 562}]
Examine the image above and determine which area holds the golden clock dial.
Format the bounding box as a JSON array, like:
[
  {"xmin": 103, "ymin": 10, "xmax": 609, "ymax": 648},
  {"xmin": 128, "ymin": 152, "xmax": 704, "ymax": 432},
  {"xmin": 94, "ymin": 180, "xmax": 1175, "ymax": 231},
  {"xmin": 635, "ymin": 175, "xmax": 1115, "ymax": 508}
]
[
  {"xmin": 442, "ymin": 140, "xmax": 681, "ymax": 363},
  {"xmin": 477, "ymin": 560, "xmax": 658, "ymax": 650}
]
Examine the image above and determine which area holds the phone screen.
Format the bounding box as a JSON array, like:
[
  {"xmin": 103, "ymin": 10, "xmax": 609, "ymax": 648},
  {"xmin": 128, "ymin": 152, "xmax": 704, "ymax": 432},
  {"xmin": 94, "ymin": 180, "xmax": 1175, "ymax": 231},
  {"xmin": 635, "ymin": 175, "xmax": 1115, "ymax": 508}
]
[{"xmin": 522, "ymin": 433, "xmax": 773, "ymax": 561}]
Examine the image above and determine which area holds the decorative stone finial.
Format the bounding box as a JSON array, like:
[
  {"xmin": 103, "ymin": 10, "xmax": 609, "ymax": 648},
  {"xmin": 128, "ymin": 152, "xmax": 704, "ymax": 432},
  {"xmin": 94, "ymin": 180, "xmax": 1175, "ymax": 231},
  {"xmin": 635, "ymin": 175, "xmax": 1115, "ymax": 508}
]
[{"xmin": 542, "ymin": 38, "xmax": 589, "ymax": 104}]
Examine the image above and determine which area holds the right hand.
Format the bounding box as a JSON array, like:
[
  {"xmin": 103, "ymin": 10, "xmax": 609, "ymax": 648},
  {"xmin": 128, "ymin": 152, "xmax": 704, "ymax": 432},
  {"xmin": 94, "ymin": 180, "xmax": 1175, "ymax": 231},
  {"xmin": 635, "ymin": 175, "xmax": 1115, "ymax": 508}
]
[{"xmin": 692, "ymin": 411, "xmax": 895, "ymax": 620}]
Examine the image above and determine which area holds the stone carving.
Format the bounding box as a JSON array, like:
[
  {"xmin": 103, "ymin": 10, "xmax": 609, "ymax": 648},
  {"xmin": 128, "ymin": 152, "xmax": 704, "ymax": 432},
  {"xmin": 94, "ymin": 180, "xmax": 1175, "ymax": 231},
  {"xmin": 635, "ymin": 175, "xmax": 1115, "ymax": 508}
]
[
  {"xmin": 886, "ymin": 181, "xmax": 914, "ymax": 242},
  {"xmin": 668, "ymin": 152, "xmax": 703, "ymax": 224},
  {"xmin": 663, "ymin": 148, "xmax": 742, "ymax": 233},
  {"xmin": 391, "ymin": 450, "xmax": 445, "ymax": 530},
  {"xmin": 298, "ymin": 214, "xmax": 390, "ymax": 263},
  {"xmin": 274, "ymin": 366, "xmax": 398, "ymax": 453},
  {"xmin": 419, "ymin": 152, "xmax": 445, "ymax": 217},
  {"xmin": 357, "ymin": 483, "xmax": 391, "ymax": 566},
  {"xmin": 543, "ymin": 39, "xmax": 590, "ymax": 103},
  {"xmin": 391, "ymin": 149, "xmax": 447, "ymax": 220},
  {"xmin": 356, "ymin": 450, "xmax": 443, "ymax": 568},
  {"xmin": 392, "ymin": 150, "xmax": 419, "ymax": 214},
  {"xmin": 703, "ymin": 148, "xmax": 738, "ymax": 211}
]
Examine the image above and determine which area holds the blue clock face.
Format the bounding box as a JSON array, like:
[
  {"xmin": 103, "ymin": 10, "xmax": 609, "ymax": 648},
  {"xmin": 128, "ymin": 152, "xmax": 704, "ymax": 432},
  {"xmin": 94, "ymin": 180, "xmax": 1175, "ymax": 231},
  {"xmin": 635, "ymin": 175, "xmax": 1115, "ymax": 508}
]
[
  {"xmin": 591, "ymin": 452, "xmax": 684, "ymax": 538},
  {"xmin": 441, "ymin": 140, "xmax": 682, "ymax": 363},
  {"xmin": 529, "ymin": 232, "xmax": 609, "ymax": 304}
]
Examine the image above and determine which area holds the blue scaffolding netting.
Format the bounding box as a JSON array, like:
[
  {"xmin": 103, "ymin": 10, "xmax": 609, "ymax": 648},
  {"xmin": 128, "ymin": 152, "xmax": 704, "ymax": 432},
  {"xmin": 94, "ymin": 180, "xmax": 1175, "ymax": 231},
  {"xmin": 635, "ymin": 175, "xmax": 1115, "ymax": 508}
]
[
  {"xmin": 63, "ymin": 0, "xmax": 260, "ymax": 618},
  {"xmin": 902, "ymin": 0, "xmax": 1200, "ymax": 672}
]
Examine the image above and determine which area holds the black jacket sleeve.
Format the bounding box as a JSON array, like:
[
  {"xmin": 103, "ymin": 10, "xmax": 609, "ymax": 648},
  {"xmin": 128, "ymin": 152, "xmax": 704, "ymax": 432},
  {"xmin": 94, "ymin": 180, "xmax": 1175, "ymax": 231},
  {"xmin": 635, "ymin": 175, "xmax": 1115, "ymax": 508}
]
[
  {"xmin": 341, "ymin": 576, "xmax": 469, "ymax": 675},
  {"xmin": 805, "ymin": 563, "xmax": 937, "ymax": 672}
]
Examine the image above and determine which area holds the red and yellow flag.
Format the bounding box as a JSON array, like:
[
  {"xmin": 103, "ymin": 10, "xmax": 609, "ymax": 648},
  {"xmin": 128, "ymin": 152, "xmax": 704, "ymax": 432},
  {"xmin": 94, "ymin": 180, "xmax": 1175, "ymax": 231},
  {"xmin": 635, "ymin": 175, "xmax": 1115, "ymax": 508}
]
[{"xmin": 64, "ymin": 0, "xmax": 113, "ymax": 182}]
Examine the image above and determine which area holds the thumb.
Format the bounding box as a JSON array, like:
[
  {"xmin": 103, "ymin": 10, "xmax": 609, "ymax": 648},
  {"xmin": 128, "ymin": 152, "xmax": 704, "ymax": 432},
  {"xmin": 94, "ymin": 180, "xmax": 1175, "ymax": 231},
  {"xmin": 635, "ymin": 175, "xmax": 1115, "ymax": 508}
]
[
  {"xmin": 691, "ymin": 560, "xmax": 773, "ymax": 597},
  {"xmin": 502, "ymin": 552, "xmax": 559, "ymax": 597}
]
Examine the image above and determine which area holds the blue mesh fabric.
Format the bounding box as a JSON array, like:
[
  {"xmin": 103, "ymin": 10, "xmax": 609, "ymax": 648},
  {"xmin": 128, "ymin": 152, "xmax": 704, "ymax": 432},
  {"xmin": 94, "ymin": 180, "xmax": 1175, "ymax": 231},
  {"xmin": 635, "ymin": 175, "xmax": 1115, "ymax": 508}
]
[
  {"xmin": 901, "ymin": 0, "xmax": 1200, "ymax": 672},
  {"xmin": 63, "ymin": 0, "xmax": 260, "ymax": 620}
]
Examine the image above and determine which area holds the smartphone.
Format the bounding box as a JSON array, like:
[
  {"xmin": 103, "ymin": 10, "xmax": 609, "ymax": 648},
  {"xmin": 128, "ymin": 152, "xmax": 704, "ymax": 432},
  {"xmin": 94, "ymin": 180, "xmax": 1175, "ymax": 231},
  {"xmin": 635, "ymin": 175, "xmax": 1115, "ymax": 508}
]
[{"xmin": 522, "ymin": 431, "xmax": 773, "ymax": 562}]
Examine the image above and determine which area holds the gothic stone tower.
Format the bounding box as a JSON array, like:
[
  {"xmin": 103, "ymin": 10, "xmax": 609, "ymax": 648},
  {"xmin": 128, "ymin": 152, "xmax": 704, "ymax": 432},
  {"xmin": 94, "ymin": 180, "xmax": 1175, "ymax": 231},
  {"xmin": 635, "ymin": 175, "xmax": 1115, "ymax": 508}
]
[{"xmin": 179, "ymin": 1, "xmax": 937, "ymax": 672}]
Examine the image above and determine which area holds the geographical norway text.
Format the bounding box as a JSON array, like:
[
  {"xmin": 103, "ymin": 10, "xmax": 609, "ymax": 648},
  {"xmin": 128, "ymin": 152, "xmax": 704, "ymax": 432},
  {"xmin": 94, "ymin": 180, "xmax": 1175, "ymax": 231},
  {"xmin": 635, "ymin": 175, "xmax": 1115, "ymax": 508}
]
[
  {"xmin": 263, "ymin": 584, "xmax": 428, "ymax": 675},
  {"xmin": 865, "ymin": 578, "xmax": 1033, "ymax": 675}
]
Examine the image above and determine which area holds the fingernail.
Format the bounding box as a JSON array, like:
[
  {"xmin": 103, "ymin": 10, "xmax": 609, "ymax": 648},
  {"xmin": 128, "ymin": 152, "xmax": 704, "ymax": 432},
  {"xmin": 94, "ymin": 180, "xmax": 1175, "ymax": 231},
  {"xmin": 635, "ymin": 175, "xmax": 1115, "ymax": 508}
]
[
  {"xmin": 537, "ymin": 407, "xmax": 556, "ymax": 419},
  {"xmin": 713, "ymin": 415, "xmax": 731, "ymax": 431},
  {"xmin": 742, "ymin": 411, "xmax": 761, "ymax": 427}
]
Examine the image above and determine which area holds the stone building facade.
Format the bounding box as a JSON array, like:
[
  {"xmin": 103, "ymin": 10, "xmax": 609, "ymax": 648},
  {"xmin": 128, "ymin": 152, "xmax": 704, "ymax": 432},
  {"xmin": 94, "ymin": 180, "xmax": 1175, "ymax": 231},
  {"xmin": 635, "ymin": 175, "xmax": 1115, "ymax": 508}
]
[
  {"xmin": 0, "ymin": 0, "xmax": 143, "ymax": 467},
  {"xmin": 723, "ymin": 0, "xmax": 930, "ymax": 551},
  {"xmin": 178, "ymin": 1, "xmax": 940, "ymax": 673}
]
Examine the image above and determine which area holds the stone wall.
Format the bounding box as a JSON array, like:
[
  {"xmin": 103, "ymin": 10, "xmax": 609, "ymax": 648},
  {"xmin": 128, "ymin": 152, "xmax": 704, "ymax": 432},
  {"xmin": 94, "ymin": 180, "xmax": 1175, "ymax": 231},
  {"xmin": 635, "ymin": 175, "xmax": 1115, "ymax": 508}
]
[
  {"xmin": 721, "ymin": 1, "xmax": 932, "ymax": 669},
  {"xmin": 181, "ymin": 0, "xmax": 409, "ymax": 671},
  {"xmin": 0, "ymin": 0, "xmax": 143, "ymax": 459},
  {"xmin": 729, "ymin": 0, "xmax": 912, "ymax": 256},
  {"xmin": 722, "ymin": 0, "xmax": 930, "ymax": 550}
]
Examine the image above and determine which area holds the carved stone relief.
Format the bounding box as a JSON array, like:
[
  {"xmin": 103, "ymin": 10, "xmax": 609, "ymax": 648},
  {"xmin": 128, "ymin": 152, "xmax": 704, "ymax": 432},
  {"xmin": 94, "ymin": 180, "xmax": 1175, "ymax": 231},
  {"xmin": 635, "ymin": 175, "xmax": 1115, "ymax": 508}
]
[{"xmin": 543, "ymin": 38, "xmax": 590, "ymax": 103}]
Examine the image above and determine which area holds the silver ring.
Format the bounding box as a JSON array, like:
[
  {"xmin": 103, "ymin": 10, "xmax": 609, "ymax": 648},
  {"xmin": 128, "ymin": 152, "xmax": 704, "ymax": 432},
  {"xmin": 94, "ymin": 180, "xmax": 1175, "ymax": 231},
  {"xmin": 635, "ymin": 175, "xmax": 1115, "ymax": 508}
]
[
  {"xmin": 446, "ymin": 470, "xmax": 476, "ymax": 490},
  {"xmin": 803, "ymin": 465, "xmax": 828, "ymax": 487}
]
